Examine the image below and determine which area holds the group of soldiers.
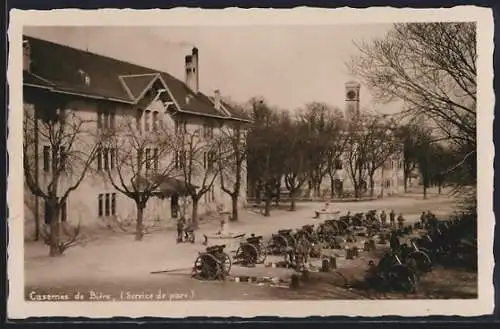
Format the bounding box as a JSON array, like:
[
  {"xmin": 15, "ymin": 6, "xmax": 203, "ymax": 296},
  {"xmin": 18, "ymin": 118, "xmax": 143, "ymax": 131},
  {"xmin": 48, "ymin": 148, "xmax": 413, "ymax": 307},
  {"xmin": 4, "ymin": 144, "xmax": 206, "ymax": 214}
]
[{"xmin": 342, "ymin": 208, "xmax": 407, "ymax": 229}]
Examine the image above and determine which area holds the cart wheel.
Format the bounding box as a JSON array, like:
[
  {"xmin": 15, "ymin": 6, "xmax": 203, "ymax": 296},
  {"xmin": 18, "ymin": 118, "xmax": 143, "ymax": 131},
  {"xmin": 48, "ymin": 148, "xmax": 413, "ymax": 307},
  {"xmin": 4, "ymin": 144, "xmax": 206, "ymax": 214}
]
[
  {"xmin": 388, "ymin": 264, "xmax": 417, "ymax": 293},
  {"xmin": 192, "ymin": 255, "xmax": 204, "ymax": 278},
  {"xmin": 234, "ymin": 247, "xmax": 244, "ymax": 263},
  {"xmin": 203, "ymin": 262, "xmax": 220, "ymax": 280},
  {"xmin": 408, "ymin": 251, "xmax": 432, "ymax": 274},
  {"xmin": 247, "ymin": 244, "xmax": 259, "ymax": 265},
  {"xmin": 266, "ymin": 237, "xmax": 277, "ymax": 255},
  {"xmin": 257, "ymin": 244, "xmax": 267, "ymax": 264},
  {"xmin": 223, "ymin": 253, "xmax": 232, "ymax": 275}
]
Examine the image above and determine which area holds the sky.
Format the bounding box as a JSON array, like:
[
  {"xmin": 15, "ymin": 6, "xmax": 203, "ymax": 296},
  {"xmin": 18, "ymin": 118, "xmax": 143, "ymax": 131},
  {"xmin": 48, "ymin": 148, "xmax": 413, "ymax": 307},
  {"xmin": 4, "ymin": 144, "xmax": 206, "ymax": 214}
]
[{"xmin": 23, "ymin": 25, "xmax": 400, "ymax": 113}]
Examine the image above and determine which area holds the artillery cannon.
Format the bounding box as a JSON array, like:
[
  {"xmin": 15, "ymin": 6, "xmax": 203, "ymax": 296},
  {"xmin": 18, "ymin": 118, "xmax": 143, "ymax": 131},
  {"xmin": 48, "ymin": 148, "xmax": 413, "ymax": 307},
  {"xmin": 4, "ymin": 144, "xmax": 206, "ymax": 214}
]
[
  {"xmin": 350, "ymin": 213, "xmax": 365, "ymax": 226},
  {"xmin": 192, "ymin": 244, "xmax": 232, "ymax": 280},
  {"xmin": 266, "ymin": 229, "xmax": 297, "ymax": 255},
  {"xmin": 366, "ymin": 252, "xmax": 417, "ymax": 293},
  {"xmin": 295, "ymin": 224, "xmax": 318, "ymax": 243},
  {"xmin": 234, "ymin": 235, "xmax": 267, "ymax": 266},
  {"xmin": 399, "ymin": 239, "xmax": 433, "ymax": 275},
  {"xmin": 316, "ymin": 220, "xmax": 346, "ymax": 248}
]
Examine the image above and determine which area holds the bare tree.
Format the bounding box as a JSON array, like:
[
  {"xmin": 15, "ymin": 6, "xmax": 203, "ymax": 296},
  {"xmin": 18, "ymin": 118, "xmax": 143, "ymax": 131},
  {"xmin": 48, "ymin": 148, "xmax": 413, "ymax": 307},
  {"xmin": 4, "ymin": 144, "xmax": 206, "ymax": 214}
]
[
  {"xmin": 363, "ymin": 114, "xmax": 399, "ymax": 197},
  {"xmin": 395, "ymin": 119, "xmax": 434, "ymax": 192},
  {"xmin": 176, "ymin": 125, "xmax": 222, "ymax": 226},
  {"xmin": 297, "ymin": 102, "xmax": 338, "ymax": 198},
  {"xmin": 349, "ymin": 22, "xmax": 476, "ymax": 186},
  {"xmin": 23, "ymin": 99, "xmax": 99, "ymax": 256},
  {"xmin": 281, "ymin": 112, "xmax": 308, "ymax": 211},
  {"xmin": 99, "ymin": 116, "xmax": 178, "ymax": 241},
  {"xmin": 219, "ymin": 123, "xmax": 247, "ymax": 221},
  {"xmin": 344, "ymin": 113, "xmax": 370, "ymax": 198},
  {"xmin": 247, "ymin": 98, "xmax": 285, "ymax": 216},
  {"xmin": 323, "ymin": 110, "xmax": 348, "ymax": 198}
]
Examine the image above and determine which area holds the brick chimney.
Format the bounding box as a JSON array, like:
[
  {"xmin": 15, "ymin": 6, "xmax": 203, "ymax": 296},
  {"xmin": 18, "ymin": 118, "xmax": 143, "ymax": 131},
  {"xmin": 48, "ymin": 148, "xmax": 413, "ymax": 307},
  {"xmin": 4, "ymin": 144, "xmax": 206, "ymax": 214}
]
[
  {"xmin": 184, "ymin": 47, "xmax": 199, "ymax": 93},
  {"xmin": 214, "ymin": 89, "xmax": 221, "ymax": 110},
  {"xmin": 23, "ymin": 39, "xmax": 31, "ymax": 72}
]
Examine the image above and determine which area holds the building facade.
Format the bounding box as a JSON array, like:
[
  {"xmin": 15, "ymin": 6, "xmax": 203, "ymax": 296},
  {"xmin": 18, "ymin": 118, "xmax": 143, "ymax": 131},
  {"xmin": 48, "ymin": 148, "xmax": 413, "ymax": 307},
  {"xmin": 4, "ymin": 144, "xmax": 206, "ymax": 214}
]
[
  {"xmin": 316, "ymin": 81, "xmax": 405, "ymax": 198},
  {"xmin": 23, "ymin": 36, "xmax": 250, "ymax": 238}
]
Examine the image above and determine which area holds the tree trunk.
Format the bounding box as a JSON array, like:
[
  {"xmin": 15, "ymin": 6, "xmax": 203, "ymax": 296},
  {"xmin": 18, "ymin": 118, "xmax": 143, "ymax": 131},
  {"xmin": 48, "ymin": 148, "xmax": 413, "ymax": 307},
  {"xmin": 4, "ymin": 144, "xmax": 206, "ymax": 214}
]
[
  {"xmin": 34, "ymin": 196, "xmax": 40, "ymax": 241},
  {"xmin": 191, "ymin": 197, "xmax": 199, "ymax": 227},
  {"xmin": 275, "ymin": 182, "xmax": 281, "ymax": 206},
  {"xmin": 404, "ymin": 174, "xmax": 408, "ymax": 193},
  {"xmin": 289, "ymin": 189, "xmax": 296, "ymax": 211},
  {"xmin": 330, "ymin": 176, "xmax": 335, "ymax": 198},
  {"xmin": 264, "ymin": 197, "xmax": 271, "ymax": 216},
  {"xmin": 423, "ymin": 184, "xmax": 428, "ymax": 200},
  {"xmin": 369, "ymin": 175, "xmax": 375, "ymax": 197},
  {"xmin": 256, "ymin": 182, "xmax": 262, "ymax": 204},
  {"xmin": 49, "ymin": 207, "xmax": 62, "ymax": 257},
  {"xmin": 353, "ymin": 183, "xmax": 360, "ymax": 198},
  {"xmin": 231, "ymin": 194, "xmax": 238, "ymax": 221},
  {"xmin": 438, "ymin": 181, "xmax": 442, "ymax": 194},
  {"xmin": 135, "ymin": 203, "xmax": 145, "ymax": 241}
]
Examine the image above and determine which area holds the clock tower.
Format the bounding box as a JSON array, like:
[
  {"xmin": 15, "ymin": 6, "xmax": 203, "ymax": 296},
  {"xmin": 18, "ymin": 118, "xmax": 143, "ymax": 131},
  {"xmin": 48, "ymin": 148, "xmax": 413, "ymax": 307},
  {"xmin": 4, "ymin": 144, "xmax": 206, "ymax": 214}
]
[{"xmin": 345, "ymin": 81, "xmax": 361, "ymax": 120}]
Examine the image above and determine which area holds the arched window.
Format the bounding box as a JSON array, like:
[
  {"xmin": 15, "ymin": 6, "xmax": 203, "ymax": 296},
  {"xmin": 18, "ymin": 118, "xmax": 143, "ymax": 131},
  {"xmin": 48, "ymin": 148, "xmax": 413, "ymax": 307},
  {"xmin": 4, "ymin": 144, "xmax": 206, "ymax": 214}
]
[
  {"xmin": 136, "ymin": 109, "xmax": 143, "ymax": 132},
  {"xmin": 152, "ymin": 111, "xmax": 159, "ymax": 131},
  {"xmin": 145, "ymin": 110, "xmax": 151, "ymax": 132}
]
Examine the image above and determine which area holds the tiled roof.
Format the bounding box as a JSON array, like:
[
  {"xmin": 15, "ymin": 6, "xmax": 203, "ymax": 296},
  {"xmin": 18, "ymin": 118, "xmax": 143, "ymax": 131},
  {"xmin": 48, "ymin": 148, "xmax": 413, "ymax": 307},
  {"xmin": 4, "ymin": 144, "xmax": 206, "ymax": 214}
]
[{"xmin": 23, "ymin": 36, "xmax": 250, "ymax": 122}]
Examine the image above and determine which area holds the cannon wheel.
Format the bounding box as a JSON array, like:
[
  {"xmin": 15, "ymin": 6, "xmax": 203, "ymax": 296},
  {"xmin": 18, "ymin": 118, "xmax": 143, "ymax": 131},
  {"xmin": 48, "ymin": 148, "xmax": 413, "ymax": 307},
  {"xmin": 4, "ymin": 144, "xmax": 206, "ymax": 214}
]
[
  {"xmin": 193, "ymin": 254, "xmax": 221, "ymax": 280},
  {"xmin": 286, "ymin": 234, "xmax": 297, "ymax": 250},
  {"xmin": 222, "ymin": 252, "xmax": 232, "ymax": 275},
  {"xmin": 257, "ymin": 242, "xmax": 267, "ymax": 264},
  {"xmin": 387, "ymin": 264, "xmax": 417, "ymax": 293},
  {"xmin": 407, "ymin": 251, "xmax": 432, "ymax": 274},
  {"xmin": 235, "ymin": 243, "xmax": 258, "ymax": 265},
  {"xmin": 267, "ymin": 235, "xmax": 289, "ymax": 254},
  {"xmin": 336, "ymin": 220, "xmax": 349, "ymax": 235}
]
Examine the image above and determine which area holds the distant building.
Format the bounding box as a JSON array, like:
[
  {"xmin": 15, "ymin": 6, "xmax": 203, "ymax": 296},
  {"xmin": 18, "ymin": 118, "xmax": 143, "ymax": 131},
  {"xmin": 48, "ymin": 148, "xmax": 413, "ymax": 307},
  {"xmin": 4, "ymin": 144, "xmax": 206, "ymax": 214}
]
[
  {"xmin": 317, "ymin": 81, "xmax": 405, "ymax": 198},
  {"xmin": 23, "ymin": 36, "xmax": 250, "ymax": 237}
]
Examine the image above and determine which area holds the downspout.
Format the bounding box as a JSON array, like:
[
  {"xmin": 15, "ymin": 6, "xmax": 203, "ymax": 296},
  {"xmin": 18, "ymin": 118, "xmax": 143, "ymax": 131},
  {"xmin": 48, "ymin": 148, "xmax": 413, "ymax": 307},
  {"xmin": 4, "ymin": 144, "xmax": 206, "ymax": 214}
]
[{"xmin": 34, "ymin": 105, "xmax": 40, "ymax": 240}]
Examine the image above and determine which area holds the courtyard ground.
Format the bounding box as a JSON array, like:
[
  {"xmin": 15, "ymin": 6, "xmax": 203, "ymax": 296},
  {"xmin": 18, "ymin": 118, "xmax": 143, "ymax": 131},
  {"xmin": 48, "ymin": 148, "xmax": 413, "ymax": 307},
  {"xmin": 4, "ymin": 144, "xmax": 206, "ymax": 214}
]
[{"xmin": 24, "ymin": 188, "xmax": 471, "ymax": 301}]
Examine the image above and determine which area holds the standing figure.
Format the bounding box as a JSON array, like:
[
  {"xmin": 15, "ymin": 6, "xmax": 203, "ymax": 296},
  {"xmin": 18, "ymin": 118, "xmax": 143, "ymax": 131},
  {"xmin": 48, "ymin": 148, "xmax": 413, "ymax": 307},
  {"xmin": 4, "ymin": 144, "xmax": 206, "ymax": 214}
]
[
  {"xmin": 389, "ymin": 209, "xmax": 396, "ymax": 227},
  {"xmin": 380, "ymin": 210, "xmax": 387, "ymax": 226},
  {"xmin": 389, "ymin": 231, "xmax": 400, "ymax": 253},
  {"xmin": 296, "ymin": 236, "xmax": 310, "ymax": 269},
  {"xmin": 176, "ymin": 217, "xmax": 185, "ymax": 243},
  {"xmin": 420, "ymin": 211, "xmax": 427, "ymax": 226},
  {"xmin": 397, "ymin": 213, "xmax": 405, "ymax": 229},
  {"xmin": 219, "ymin": 217, "xmax": 226, "ymax": 235}
]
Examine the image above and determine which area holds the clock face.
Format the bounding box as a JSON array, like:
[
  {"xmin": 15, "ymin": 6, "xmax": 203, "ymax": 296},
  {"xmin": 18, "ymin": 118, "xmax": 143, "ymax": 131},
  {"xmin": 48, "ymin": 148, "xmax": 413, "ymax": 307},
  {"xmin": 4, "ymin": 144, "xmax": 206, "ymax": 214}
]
[{"xmin": 346, "ymin": 90, "xmax": 357, "ymax": 100}]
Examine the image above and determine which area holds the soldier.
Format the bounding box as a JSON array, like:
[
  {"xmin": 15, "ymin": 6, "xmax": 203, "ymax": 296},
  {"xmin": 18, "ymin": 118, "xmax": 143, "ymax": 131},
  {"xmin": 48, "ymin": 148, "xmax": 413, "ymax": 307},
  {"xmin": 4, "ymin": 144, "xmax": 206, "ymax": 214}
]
[
  {"xmin": 397, "ymin": 213, "xmax": 405, "ymax": 229},
  {"xmin": 389, "ymin": 231, "xmax": 400, "ymax": 253},
  {"xmin": 380, "ymin": 210, "xmax": 387, "ymax": 226},
  {"xmin": 295, "ymin": 237, "xmax": 309, "ymax": 270},
  {"xmin": 420, "ymin": 211, "xmax": 427, "ymax": 226},
  {"xmin": 427, "ymin": 210, "xmax": 438, "ymax": 228},
  {"xmin": 176, "ymin": 217, "xmax": 185, "ymax": 243},
  {"xmin": 389, "ymin": 209, "xmax": 396, "ymax": 227}
]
